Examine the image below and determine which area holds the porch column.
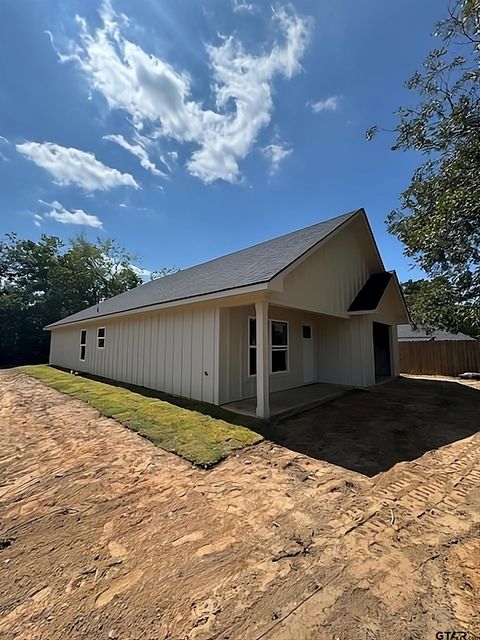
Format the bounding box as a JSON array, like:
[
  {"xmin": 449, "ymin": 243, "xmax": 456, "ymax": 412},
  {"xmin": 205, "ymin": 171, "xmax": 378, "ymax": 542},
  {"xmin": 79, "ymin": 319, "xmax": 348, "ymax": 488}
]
[{"xmin": 255, "ymin": 301, "xmax": 270, "ymax": 420}]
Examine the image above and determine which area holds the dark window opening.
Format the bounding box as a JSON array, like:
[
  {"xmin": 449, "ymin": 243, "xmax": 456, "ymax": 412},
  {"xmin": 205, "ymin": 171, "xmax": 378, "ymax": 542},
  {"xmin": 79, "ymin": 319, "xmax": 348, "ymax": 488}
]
[
  {"xmin": 249, "ymin": 346, "xmax": 257, "ymax": 376},
  {"xmin": 271, "ymin": 320, "xmax": 288, "ymax": 372},
  {"xmin": 271, "ymin": 320, "xmax": 287, "ymax": 346},
  {"xmin": 80, "ymin": 330, "xmax": 87, "ymax": 361},
  {"xmin": 271, "ymin": 349, "xmax": 287, "ymax": 373},
  {"xmin": 248, "ymin": 318, "xmax": 256, "ymax": 375},
  {"xmin": 97, "ymin": 327, "xmax": 106, "ymax": 349}
]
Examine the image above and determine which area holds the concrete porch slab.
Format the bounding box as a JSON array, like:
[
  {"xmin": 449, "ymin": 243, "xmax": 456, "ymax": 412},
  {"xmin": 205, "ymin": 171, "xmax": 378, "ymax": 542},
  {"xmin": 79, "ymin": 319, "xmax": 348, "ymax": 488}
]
[{"xmin": 222, "ymin": 382, "xmax": 350, "ymax": 420}]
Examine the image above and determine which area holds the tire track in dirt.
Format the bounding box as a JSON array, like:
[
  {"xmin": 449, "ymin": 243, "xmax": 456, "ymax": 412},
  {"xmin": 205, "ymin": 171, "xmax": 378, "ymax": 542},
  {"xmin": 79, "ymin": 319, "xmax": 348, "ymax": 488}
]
[{"xmin": 0, "ymin": 370, "xmax": 479, "ymax": 640}]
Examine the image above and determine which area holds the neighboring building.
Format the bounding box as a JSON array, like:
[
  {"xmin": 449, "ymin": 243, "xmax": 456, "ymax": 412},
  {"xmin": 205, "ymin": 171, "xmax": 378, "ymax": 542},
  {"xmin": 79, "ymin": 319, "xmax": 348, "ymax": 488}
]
[
  {"xmin": 46, "ymin": 208, "xmax": 409, "ymax": 419},
  {"xmin": 398, "ymin": 325, "xmax": 475, "ymax": 342}
]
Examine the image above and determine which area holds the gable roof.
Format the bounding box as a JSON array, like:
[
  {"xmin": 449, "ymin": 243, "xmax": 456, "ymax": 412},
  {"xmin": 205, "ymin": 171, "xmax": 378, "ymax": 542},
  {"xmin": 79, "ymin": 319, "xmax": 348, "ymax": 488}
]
[
  {"xmin": 46, "ymin": 208, "xmax": 361, "ymax": 329},
  {"xmin": 398, "ymin": 325, "xmax": 475, "ymax": 342}
]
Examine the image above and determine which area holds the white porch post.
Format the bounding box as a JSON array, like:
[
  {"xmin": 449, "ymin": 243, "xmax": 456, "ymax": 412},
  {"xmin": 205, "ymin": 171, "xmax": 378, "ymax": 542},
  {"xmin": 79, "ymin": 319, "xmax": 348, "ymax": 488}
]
[{"xmin": 255, "ymin": 301, "xmax": 270, "ymax": 419}]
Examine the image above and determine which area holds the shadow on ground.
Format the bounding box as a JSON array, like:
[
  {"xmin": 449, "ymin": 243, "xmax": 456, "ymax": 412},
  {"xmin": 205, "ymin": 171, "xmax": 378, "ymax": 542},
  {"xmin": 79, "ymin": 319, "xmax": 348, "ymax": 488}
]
[
  {"xmin": 261, "ymin": 377, "xmax": 480, "ymax": 477},
  {"xmin": 72, "ymin": 370, "xmax": 479, "ymax": 477}
]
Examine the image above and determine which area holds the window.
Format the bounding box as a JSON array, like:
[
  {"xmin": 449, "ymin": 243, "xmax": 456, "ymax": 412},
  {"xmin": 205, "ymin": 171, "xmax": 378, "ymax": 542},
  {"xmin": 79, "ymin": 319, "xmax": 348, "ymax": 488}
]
[
  {"xmin": 97, "ymin": 327, "xmax": 106, "ymax": 349},
  {"xmin": 302, "ymin": 325, "xmax": 312, "ymax": 339},
  {"xmin": 249, "ymin": 318, "xmax": 289, "ymax": 375},
  {"xmin": 248, "ymin": 317, "xmax": 256, "ymax": 376},
  {"xmin": 80, "ymin": 330, "xmax": 87, "ymax": 361},
  {"xmin": 271, "ymin": 320, "xmax": 288, "ymax": 372}
]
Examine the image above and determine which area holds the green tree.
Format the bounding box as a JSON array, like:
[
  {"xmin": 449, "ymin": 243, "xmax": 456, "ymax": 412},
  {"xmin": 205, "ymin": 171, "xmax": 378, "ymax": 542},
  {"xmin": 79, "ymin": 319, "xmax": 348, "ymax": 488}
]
[
  {"xmin": 368, "ymin": 0, "xmax": 480, "ymax": 336},
  {"xmin": 0, "ymin": 234, "xmax": 142, "ymax": 365}
]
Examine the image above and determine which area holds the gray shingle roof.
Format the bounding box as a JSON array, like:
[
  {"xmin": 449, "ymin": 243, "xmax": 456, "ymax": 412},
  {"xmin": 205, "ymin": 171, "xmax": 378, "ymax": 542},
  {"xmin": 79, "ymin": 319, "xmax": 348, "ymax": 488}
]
[
  {"xmin": 397, "ymin": 325, "xmax": 475, "ymax": 341},
  {"xmin": 46, "ymin": 209, "xmax": 360, "ymax": 329}
]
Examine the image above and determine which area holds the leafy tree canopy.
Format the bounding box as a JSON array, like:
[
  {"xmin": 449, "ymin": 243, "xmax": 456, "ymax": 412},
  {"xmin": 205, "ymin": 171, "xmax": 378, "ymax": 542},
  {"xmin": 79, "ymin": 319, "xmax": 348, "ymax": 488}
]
[
  {"xmin": 368, "ymin": 0, "xmax": 480, "ymax": 336},
  {"xmin": 0, "ymin": 234, "xmax": 143, "ymax": 365}
]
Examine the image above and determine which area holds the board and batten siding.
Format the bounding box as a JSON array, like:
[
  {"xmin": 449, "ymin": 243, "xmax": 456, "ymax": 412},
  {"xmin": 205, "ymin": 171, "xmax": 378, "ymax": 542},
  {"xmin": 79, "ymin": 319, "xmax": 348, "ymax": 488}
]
[
  {"xmin": 219, "ymin": 305, "xmax": 319, "ymax": 404},
  {"xmin": 217, "ymin": 304, "xmax": 376, "ymax": 404},
  {"xmin": 271, "ymin": 215, "xmax": 382, "ymax": 317},
  {"xmin": 315, "ymin": 314, "xmax": 375, "ymax": 387},
  {"xmin": 49, "ymin": 305, "xmax": 219, "ymax": 404}
]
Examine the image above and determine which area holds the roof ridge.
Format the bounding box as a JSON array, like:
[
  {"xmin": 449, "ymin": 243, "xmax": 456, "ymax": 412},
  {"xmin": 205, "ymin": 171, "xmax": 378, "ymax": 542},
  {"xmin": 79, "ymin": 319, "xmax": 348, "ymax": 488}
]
[
  {"xmin": 143, "ymin": 208, "xmax": 361, "ymax": 284},
  {"xmin": 46, "ymin": 208, "xmax": 364, "ymax": 328}
]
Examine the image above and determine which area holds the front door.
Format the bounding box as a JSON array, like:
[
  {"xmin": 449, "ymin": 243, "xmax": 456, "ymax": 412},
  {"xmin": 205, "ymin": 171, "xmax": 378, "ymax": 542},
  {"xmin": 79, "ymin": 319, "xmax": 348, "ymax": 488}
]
[{"xmin": 302, "ymin": 324, "xmax": 315, "ymax": 384}]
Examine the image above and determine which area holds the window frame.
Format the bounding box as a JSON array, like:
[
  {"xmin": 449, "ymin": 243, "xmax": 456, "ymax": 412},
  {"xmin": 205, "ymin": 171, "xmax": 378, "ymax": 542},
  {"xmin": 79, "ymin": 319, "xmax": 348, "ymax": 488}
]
[
  {"xmin": 247, "ymin": 316, "xmax": 257, "ymax": 377},
  {"xmin": 97, "ymin": 326, "xmax": 106, "ymax": 350},
  {"xmin": 248, "ymin": 317, "xmax": 290, "ymax": 377},
  {"xmin": 302, "ymin": 324, "xmax": 312, "ymax": 340},
  {"xmin": 270, "ymin": 319, "xmax": 289, "ymax": 374},
  {"xmin": 79, "ymin": 329, "xmax": 87, "ymax": 362}
]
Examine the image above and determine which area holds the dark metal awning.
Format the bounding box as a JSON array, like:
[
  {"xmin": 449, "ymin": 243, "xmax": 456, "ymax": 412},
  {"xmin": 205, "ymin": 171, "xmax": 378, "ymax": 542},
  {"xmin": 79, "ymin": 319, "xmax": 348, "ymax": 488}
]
[{"xmin": 348, "ymin": 272, "xmax": 393, "ymax": 313}]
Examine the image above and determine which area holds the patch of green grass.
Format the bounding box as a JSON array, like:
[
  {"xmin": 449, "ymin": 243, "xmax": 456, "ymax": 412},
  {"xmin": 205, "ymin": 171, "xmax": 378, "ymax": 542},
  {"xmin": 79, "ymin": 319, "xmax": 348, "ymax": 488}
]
[{"xmin": 19, "ymin": 365, "xmax": 263, "ymax": 467}]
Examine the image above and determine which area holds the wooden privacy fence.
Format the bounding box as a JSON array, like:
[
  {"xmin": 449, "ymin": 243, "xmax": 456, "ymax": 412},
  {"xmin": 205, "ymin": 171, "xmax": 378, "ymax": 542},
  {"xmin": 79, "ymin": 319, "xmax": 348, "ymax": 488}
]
[{"xmin": 399, "ymin": 340, "xmax": 480, "ymax": 376}]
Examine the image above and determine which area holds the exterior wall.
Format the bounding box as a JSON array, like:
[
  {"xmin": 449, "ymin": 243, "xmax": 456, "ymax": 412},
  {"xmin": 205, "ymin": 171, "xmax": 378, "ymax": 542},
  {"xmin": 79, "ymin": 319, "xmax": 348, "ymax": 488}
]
[
  {"xmin": 271, "ymin": 215, "xmax": 382, "ymax": 317},
  {"xmin": 49, "ymin": 304, "xmax": 219, "ymax": 404},
  {"xmin": 49, "ymin": 326, "xmax": 82, "ymax": 369},
  {"xmin": 315, "ymin": 314, "xmax": 375, "ymax": 387},
  {"xmin": 217, "ymin": 304, "xmax": 375, "ymax": 404}
]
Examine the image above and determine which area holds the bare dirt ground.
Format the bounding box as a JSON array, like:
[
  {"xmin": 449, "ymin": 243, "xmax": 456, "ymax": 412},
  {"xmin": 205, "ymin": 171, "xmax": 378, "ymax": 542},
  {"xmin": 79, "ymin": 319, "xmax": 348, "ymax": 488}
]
[{"xmin": 0, "ymin": 370, "xmax": 479, "ymax": 640}]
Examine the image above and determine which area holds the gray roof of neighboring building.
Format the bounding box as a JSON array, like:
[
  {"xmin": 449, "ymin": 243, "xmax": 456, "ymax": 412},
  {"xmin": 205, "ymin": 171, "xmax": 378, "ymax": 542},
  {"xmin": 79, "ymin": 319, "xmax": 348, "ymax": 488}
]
[
  {"xmin": 47, "ymin": 209, "xmax": 361, "ymax": 329},
  {"xmin": 397, "ymin": 324, "xmax": 475, "ymax": 342}
]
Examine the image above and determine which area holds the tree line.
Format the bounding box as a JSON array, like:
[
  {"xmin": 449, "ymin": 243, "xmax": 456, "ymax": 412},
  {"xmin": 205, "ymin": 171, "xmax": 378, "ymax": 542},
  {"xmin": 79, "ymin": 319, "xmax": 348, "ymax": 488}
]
[
  {"xmin": 0, "ymin": 234, "xmax": 143, "ymax": 365},
  {"xmin": 369, "ymin": 0, "xmax": 479, "ymax": 337}
]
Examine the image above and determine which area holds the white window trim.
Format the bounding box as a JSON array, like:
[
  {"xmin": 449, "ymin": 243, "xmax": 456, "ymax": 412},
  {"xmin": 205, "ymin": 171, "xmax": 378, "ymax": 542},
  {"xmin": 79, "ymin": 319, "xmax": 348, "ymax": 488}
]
[
  {"xmin": 79, "ymin": 330, "xmax": 87, "ymax": 362},
  {"xmin": 270, "ymin": 318, "xmax": 289, "ymax": 375},
  {"xmin": 247, "ymin": 316, "xmax": 257, "ymax": 378},
  {"xmin": 97, "ymin": 327, "xmax": 106, "ymax": 350},
  {"xmin": 302, "ymin": 323, "xmax": 313, "ymax": 340}
]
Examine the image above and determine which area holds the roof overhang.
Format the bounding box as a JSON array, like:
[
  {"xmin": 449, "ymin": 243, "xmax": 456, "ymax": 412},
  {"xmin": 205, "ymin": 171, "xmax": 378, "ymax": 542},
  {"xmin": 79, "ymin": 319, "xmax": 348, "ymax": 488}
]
[
  {"xmin": 44, "ymin": 282, "xmax": 271, "ymax": 330},
  {"xmin": 348, "ymin": 271, "xmax": 410, "ymax": 322}
]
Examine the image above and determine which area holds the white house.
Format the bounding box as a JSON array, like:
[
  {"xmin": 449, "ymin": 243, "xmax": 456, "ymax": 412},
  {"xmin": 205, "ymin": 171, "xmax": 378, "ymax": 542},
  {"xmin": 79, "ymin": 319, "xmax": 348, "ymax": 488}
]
[{"xmin": 46, "ymin": 209, "xmax": 409, "ymax": 419}]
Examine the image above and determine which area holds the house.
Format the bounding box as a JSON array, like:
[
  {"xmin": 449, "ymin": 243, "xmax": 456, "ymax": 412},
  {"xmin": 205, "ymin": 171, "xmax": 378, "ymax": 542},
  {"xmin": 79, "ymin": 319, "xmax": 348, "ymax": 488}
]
[
  {"xmin": 397, "ymin": 325, "xmax": 475, "ymax": 342},
  {"xmin": 46, "ymin": 208, "xmax": 409, "ymax": 419}
]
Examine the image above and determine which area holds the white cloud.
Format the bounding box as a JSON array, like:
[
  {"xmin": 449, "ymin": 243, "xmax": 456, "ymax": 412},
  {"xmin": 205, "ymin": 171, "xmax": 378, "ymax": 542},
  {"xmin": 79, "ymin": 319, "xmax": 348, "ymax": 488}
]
[
  {"xmin": 52, "ymin": 1, "xmax": 312, "ymax": 183},
  {"xmin": 309, "ymin": 96, "xmax": 340, "ymax": 113},
  {"xmin": 130, "ymin": 264, "xmax": 152, "ymax": 280},
  {"xmin": 103, "ymin": 134, "xmax": 167, "ymax": 177},
  {"xmin": 232, "ymin": 0, "xmax": 256, "ymax": 13},
  {"xmin": 0, "ymin": 136, "xmax": 9, "ymax": 162},
  {"xmin": 40, "ymin": 200, "xmax": 103, "ymax": 228},
  {"xmin": 33, "ymin": 214, "xmax": 43, "ymax": 228},
  {"xmin": 262, "ymin": 143, "xmax": 292, "ymax": 174},
  {"xmin": 16, "ymin": 141, "xmax": 139, "ymax": 192}
]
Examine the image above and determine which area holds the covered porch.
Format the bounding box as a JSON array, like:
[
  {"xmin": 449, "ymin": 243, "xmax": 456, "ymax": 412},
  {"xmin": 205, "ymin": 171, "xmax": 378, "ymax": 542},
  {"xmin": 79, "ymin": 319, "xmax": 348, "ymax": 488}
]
[
  {"xmin": 217, "ymin": 300, "xmax": 373, "ymax": 420},
  {"xmin": 222, "ymin": 380, "xmax": 350, "ymax": 420}
]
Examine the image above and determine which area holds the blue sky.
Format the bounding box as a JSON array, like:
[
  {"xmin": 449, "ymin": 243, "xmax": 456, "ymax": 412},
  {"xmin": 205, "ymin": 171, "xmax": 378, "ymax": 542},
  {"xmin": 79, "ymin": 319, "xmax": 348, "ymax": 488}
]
[{"xmin": 0, "ymin": 0, "xmax": 445, "ymax": 280}]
